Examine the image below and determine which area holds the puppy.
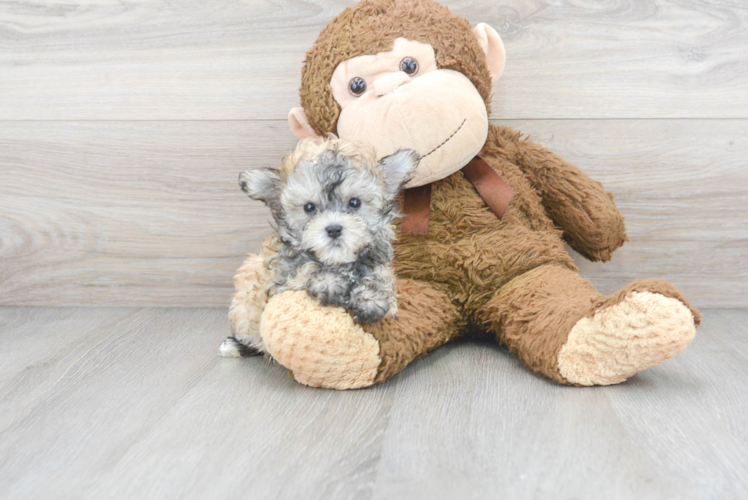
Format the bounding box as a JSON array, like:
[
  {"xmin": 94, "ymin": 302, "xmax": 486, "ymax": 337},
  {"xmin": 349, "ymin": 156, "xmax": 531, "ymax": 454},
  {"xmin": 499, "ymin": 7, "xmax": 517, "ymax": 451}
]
[{"xmin": 220, "ymin": 137, "xmax": 418, "ymax": 358}]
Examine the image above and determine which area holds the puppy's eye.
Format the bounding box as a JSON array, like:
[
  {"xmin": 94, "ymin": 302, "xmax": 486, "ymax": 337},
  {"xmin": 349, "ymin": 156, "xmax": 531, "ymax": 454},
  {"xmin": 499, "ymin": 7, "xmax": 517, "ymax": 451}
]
[
  {"xmin": 303, "ymin": 202, "xmax": 316, "ymax": 213},
  {"xmin": 349, "ymin": 198, "xmax": 361, "ymax": 209},
  {"xmin": 399, "ymin": 57, "xmax": 419, "ymax": 76},
  {"xmin": 348, "ymin": 77, "xmax": 367, "ymax": 96}
]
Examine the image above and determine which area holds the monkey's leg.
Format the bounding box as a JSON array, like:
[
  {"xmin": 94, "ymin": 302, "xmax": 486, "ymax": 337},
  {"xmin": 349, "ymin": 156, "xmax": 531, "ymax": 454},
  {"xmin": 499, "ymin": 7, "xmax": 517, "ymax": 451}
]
[
  {"xmin": 222, "ymin": 253, "xmax": 268, "ymax": 357},
  {"xmin": 479, "ymin": 265, "xmax": 700, "ymax": 385},
  {"xmin": 260, "ymin": 279, "xmax": 460, "ymax": 389}
]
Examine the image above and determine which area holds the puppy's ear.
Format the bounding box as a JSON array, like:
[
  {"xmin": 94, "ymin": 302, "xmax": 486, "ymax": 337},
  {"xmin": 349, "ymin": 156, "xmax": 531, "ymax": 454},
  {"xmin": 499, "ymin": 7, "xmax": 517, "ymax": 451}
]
[
  {"xmin": 379, "ymin": 149, "xmax": 419, "ymax": 197},
  {"xmin": 238, "ymin": 168, "xmax": 282, "ymax": 205}
]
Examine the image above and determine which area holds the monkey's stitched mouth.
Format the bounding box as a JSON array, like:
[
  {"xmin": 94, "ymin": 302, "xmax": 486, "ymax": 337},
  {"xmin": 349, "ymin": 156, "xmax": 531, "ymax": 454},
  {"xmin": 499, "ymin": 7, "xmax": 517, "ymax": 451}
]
[{"xmin": 418, "ymin": 119, "xmax": 467, "ymax": 161}]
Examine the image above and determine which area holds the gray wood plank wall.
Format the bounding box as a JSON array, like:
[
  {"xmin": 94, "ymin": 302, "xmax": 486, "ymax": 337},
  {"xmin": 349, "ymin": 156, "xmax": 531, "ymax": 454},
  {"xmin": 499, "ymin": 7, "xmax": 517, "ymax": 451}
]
[{"xmin": 1, "ymin": 0, "xmax": 747, "ymax": 308}]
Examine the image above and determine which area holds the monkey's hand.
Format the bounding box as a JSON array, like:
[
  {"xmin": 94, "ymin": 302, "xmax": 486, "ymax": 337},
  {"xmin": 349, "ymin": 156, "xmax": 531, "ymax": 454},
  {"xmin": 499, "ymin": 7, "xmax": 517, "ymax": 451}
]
[
  {"xmin": 306, "ymin": 271, "xmax": 350, "ymax": 308},
  {"xmin": 348, "ymin": 278, "xmax": 394, "ymax": 324},
  {"xmin": 488, "ymin": 125, "xmax": 628, "ymax": 262}
]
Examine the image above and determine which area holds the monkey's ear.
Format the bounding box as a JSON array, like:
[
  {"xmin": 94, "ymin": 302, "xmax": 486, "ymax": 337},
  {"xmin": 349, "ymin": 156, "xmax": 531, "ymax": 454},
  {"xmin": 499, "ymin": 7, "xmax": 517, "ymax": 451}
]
[
  {"xmin": 239, "ymin": 168, "xmax": 282, "ymax": 205},
  {"xmin": 379, "ymin": 149, "xmax": 419, "ymax": 197},
  {"xmin": 473, "ymin": 23, "xmax": 506, "ymax": 81},
  {"xmin": 288, "ymin": 107, "xmax": 321, "ymax": 140}
]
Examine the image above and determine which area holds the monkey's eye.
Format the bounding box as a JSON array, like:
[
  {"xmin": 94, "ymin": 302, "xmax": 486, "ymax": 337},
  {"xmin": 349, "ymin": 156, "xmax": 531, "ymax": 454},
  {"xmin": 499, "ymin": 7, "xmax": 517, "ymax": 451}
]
[
  {"xmin": 348, "ymin": 77, "xmax": 367, "ymax": 96},
  {"xmin": 349, "ymin": 198, "xmax": 361, "ymax": 209},
  {"xmin": 399, "ymin": 57, "xmax": 419, "ymax": 76},
  {"xmin": 303, "ymin": 202, "xmax": 316, "ymax": 213}
]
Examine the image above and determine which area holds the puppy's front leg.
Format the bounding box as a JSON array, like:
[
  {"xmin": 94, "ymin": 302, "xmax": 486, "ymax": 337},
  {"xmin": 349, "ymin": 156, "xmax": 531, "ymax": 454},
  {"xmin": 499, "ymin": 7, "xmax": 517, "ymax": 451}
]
[
  {"xmin": 306, "ymin": 271, "xmax": 350, "ymax": 308},
  {"xmin": 349, "ymin": 271, "xmax": 396, "ymax": 324}
]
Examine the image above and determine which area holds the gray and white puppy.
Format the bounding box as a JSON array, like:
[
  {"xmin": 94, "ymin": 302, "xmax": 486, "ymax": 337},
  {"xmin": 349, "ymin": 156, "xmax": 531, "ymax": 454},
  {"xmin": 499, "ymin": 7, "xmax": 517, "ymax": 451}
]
[{"xmin": 236, "ymin": 138, "xmax": 417, "ymax": 351}]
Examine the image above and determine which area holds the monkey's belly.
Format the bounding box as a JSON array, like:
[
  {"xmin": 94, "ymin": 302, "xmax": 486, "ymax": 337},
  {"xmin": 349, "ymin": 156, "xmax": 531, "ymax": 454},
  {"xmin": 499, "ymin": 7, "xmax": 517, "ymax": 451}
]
[
  {"xmin": 393, "ymin": 167, "xmax": 575, "ymax": 312},
  {"xmin": 393, "ymin": 223, "xmax": 574, "ymax": 312}
]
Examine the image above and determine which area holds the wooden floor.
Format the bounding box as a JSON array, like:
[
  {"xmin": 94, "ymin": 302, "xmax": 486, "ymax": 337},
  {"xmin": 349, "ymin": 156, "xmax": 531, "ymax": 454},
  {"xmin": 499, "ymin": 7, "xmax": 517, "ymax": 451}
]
[{"xmin": 0, "ymin": 307, "xmax": 746, "ymax": 499}]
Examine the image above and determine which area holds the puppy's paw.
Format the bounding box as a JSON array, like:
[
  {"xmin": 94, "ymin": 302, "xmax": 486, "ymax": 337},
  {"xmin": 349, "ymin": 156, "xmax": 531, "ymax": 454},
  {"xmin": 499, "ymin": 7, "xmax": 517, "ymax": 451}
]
[
  {"xmin": 353, "ymin": 307, "xmax": 388, "ymax": 324},
  {"xmin": 306, "ymin": 272, "xmax": 350, "ymax": 308},
  {"xmin": 349, "ymin": 284, "xmax": 391, "ymax": 324}
]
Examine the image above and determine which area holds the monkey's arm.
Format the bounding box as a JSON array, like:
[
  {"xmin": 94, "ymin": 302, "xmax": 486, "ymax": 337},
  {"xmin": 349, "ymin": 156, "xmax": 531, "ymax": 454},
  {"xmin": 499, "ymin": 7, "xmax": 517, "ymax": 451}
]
[{"xmin": 489, "ymin": 125, "xmax": 628, "ymax": 262}]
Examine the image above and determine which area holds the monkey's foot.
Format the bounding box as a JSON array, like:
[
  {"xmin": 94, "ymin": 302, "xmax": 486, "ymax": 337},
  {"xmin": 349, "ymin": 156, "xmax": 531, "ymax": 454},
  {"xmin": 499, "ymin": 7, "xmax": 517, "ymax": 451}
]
[
  {"xmin": 260, "ymin": 291, "xmax": 381, "ymax": 389},
  {"xmin": 558, "ymin": 291, "xmax": 697, "ymax": 386}
]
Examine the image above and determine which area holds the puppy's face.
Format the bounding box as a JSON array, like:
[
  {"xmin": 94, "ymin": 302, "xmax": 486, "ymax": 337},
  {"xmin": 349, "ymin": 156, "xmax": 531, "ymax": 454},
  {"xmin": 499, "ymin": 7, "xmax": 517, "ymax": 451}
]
[{"xmin": 240, "ymin": 140, "xmax": 417, "ymax": 265}]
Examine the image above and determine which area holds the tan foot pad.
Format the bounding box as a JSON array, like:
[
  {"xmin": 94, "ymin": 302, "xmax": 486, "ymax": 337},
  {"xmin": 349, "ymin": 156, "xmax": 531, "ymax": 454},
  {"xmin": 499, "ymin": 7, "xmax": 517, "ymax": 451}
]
[
  {"xmin": 558, "ymin": 291, "xmax": 696, "ymax": 386},
  {"xmin": 261, "ymin": 291, "xmax": 381, "ymax": 390}
]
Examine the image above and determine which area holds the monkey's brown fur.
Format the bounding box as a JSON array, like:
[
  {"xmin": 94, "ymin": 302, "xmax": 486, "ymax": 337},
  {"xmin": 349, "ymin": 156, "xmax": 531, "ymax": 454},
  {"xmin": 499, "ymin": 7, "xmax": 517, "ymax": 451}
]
[
  {"xmin": 232, "ymin": 0, "xmax": 700, "ymax": 388},
  {"xmin": 361, "ymin": 124, "xmax": 700, "ymax": 383}
]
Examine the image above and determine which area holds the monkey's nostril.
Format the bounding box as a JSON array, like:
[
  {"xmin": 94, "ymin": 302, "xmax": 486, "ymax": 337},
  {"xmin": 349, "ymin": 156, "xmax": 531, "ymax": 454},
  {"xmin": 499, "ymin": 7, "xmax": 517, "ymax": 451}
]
[{"xmin": 326, "ymin": 224, "xmax": 343, "ymax": 239}]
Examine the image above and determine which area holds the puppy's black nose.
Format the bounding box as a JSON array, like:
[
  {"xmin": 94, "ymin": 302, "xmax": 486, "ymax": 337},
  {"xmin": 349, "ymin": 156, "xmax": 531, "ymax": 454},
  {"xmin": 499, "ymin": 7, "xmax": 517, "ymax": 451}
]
[{"xmin": 326, "ymin": 224, "xmax": 343, "ymax": 239}]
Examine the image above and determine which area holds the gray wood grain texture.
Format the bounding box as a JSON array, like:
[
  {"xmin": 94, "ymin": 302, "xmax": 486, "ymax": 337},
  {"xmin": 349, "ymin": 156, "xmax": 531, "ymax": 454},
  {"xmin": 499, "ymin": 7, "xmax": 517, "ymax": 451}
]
[
  {"xmin": 0, "ymin": 307, "xmax": 746, "ymax": 499},
  {"xmin": 1, "ymin": 0, "xmax": 747, "ymax": 120},
  {"xmin": 1, "ymin": 119, "xmax": 746, "ymax": 308},
  {"xmin": 1, "ymin": 0, "xmax": 748, "ymax": 307}
]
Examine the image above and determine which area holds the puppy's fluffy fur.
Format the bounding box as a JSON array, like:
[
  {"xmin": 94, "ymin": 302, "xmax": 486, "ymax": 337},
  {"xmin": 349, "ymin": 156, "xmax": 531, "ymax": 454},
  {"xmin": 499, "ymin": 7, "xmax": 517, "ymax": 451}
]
[{"xmin": 220, "ymin": 137, "xmax": 417, "ymax": 358}]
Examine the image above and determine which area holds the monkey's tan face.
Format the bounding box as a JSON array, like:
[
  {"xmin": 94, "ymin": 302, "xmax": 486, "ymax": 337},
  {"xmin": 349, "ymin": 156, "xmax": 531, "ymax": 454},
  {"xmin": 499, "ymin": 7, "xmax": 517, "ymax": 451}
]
[{"xmin": 329, "ymin": 38, "xmax": 489, "ymax": 188}]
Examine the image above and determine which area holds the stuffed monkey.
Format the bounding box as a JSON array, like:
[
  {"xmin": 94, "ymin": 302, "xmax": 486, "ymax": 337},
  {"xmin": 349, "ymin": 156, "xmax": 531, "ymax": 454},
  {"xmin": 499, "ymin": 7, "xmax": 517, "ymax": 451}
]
[{"xmin": 228, "ymin": 0, "xmax": 700, "ymax": 389}]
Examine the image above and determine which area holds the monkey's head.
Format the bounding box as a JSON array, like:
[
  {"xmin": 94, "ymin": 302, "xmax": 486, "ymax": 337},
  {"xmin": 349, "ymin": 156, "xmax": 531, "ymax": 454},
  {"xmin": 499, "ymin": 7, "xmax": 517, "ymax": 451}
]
[{"xmin": 288, "ymin": 0, "xmax": 505, "ymax": 189}]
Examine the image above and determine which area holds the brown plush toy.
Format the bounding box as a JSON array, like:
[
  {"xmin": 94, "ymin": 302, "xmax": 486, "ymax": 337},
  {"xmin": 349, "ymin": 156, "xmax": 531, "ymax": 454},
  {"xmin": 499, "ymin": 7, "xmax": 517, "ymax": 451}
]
[{"xmin": 228, "ymin": 0, "xmax": 701, "ymax": 389}]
